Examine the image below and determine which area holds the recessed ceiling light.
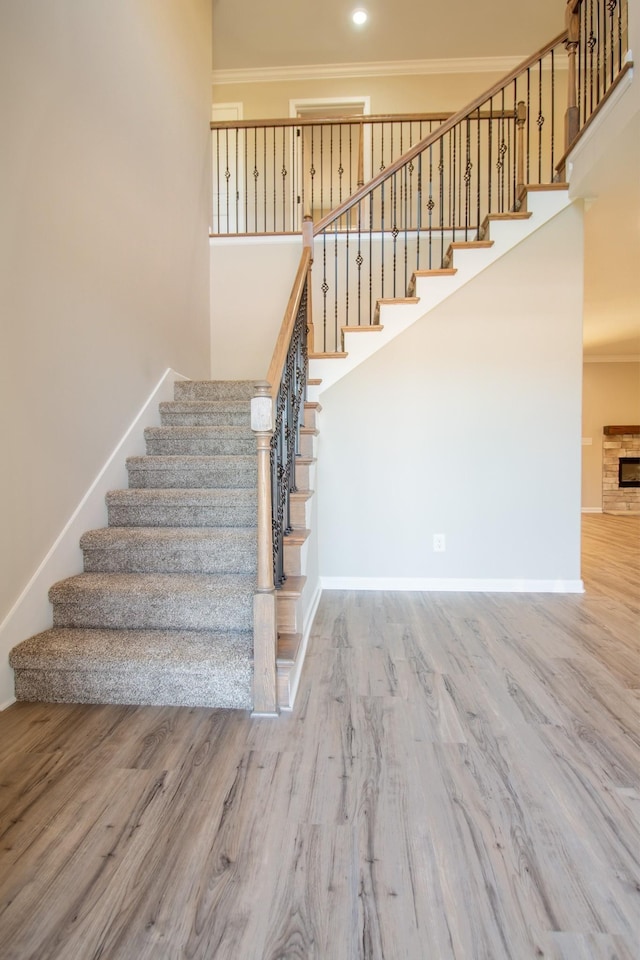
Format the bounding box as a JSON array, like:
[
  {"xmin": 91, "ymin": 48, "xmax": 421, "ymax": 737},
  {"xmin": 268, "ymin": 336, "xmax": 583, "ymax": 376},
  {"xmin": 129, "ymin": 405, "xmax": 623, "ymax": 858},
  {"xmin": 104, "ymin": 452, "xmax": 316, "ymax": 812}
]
[{"xmin": 352, "ymin": 10, "xmax": 368, "ymax": 26}]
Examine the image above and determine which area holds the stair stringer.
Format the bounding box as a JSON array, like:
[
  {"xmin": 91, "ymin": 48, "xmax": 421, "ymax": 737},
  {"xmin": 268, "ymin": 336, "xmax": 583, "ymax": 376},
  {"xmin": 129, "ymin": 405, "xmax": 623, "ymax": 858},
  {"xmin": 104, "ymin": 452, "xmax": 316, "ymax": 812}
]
[{"xmin": 308, "ymin": 187, "xmax": 571, "ymax": 398}]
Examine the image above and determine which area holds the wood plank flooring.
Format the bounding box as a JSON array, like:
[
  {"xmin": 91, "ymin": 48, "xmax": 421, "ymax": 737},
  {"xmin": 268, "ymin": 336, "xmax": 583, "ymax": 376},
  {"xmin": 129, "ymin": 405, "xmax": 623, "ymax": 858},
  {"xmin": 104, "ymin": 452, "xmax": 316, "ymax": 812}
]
[{"xmin": 0, "ymin": 514, "xmax": 638, "ymax": 959}]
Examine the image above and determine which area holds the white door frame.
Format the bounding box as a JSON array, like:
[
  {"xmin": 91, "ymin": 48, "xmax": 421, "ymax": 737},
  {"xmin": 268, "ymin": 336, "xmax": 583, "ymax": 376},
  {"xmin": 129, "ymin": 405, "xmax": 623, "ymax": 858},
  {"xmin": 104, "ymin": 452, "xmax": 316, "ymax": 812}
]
[{"xmin": 289, "ymin": 97, "xmax": 372, "ymax": 228}]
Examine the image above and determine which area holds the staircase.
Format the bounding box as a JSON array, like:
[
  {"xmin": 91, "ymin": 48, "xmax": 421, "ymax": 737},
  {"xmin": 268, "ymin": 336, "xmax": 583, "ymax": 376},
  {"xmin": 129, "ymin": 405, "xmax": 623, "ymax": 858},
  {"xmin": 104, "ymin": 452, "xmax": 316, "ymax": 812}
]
[
  {"xmin": 9, "ymin": 380, "xmax": 317, "ymax": 711},
  {"xmin": 308, "ymin": 184, "xmax": 572, "ymax": 397}
]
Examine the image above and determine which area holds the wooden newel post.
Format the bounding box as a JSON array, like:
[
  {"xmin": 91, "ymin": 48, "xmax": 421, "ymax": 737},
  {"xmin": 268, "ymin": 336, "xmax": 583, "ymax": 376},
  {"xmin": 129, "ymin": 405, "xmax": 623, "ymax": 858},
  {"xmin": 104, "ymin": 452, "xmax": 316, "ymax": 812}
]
[
  {"xmin": 251, "ymin": 381, "xmax": 279, "ymax": 716},
  {"xmin": 516, "ymin": 100, "xmax": 527, "ymax": 197},
  {"xmin": 565, "ymin": 0, "xmax": 581, "ymax": 152},
  {"xmin": 302, "ymin": 216, "xmax": 315, "ymax": 354}
]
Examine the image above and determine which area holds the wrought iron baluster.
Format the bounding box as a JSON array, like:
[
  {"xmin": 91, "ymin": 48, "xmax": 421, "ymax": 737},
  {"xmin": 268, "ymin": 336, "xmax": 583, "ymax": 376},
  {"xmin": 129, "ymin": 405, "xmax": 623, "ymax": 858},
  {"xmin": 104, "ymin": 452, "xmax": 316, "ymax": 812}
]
[
  {"xmin": 550, "ymin": 48, "xmax": 555, "ymax": 179},
  {"xmin": 253, "ymin": 128, "xmax": 258, "ymax": 234},
  {"xmin": 369, "ymin": 190, "xmax": 373, "ymax": 325},
  {"xmin": 439, "ymin": 135, "xmax": 445, "ymax": 268},
  {"xmin": 334, "ymin": 224, "xmax": 339, "ymax": 352},
  {"xmin": 281, "ymin": 127, "xmax": 287, "ymax": 232},
  {"xmin": 476, "ymin": 110, "xmax": 481, "ymax": 232},
  {"xmin": 270, "ymin": 278, "xmax": 308, "ymax": 587},
  {"xmin": 321, "ymin": 231, "xmax": 328, "ymax": 351},
  {"xmin": 537, "ymin": 59, "xmax": 544, "ymax": 183},
  {"xmin": 215, "ymin": 130, "xmax": 221, "ymax": 233},
  {"xmin": 464, "ymin": 117, "xmax": 471, "ymax": 238},
  {"xmin": 272, "ymin": 127, "xmax": 276, "ymax": 232},
  {"xmin": 356, "ymin": 200, "xmax": 363, "ymax": 326},
  {"xmin": 263, "ymin": 128, "xmax": 267, "ymax": 232},
  {"xmin": 344, "ymin": 221, "xmax": 349, "ymax": 330}
]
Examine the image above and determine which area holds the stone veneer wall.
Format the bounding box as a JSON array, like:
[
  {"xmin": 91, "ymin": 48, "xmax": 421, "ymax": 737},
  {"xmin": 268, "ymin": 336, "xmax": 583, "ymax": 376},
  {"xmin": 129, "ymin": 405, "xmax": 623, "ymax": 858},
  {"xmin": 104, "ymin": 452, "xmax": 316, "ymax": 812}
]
[{"xmin": 602, "ymin": 433, "xmax": 640, "ymax": 513}]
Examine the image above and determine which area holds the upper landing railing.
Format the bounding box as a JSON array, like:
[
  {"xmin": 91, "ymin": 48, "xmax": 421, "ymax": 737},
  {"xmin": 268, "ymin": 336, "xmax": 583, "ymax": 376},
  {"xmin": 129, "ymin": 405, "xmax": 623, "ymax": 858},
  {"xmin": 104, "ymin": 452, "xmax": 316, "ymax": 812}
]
[{"xmin": 211, "ymin": 112, "xmax": 461, "ymax": 236}]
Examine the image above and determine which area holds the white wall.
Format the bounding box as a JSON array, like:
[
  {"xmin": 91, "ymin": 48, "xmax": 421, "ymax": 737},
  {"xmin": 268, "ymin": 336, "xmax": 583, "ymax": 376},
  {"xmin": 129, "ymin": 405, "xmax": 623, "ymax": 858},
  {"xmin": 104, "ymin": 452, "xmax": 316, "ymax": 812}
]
[
  {"xmin": 210, "ymin": 238, "xmax": 303, "ymax": 379},
  {"xmin": 317, "ymin": 205, "xmax": 584, "ymax": 589},
  {"xmin": 582, "ymin": 362, "xmax": 640, "ymax": 510},
  {"xmin": 0, "ymin": 0, "xmax": 212, "ymax": 705}
]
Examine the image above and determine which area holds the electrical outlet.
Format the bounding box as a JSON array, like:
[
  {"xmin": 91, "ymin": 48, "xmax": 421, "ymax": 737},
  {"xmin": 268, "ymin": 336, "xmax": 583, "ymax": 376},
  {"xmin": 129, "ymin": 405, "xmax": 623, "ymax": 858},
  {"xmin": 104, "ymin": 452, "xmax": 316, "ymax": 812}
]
[{"xmin": 433, "ymin": 534, "xmax": 446, "ymax": 552}]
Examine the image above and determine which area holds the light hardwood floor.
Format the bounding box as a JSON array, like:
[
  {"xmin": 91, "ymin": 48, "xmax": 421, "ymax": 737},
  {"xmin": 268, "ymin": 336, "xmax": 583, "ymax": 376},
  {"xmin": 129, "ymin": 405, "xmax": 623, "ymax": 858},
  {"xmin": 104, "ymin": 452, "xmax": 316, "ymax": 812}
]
[{"xmin": 0, "ymin": 514, "xmax": 638, "ymax": 959}]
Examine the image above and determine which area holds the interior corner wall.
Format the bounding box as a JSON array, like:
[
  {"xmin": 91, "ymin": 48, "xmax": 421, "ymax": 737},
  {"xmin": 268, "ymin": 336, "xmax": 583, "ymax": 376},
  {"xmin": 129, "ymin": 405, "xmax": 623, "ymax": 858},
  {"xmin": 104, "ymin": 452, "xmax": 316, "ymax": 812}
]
[
  {"xmin": 317, "ymin": 205, "xmax": 584, "ymax": 587},
  {"xmin": 582, "ymin": 362, "xmax": 640, "ymax": 510},
  {"xmin": 212, "ymin": 70, "xmax": 511, "ymax": 120},
  {"xmin": 210, "ymin": 238, "xmax": 302, "ymax": 379},
  {"xmin": 0, "ymin": 0, "xmax": 212, "ymax": 704}
]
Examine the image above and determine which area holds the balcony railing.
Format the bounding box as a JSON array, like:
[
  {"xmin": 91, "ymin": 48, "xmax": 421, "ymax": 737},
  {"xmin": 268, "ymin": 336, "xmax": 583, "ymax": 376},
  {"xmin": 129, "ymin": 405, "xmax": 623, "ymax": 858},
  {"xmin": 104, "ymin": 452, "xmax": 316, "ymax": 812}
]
[{"xmin": 211, "ymin": 113, "xmax": 460, "ymax": 236}]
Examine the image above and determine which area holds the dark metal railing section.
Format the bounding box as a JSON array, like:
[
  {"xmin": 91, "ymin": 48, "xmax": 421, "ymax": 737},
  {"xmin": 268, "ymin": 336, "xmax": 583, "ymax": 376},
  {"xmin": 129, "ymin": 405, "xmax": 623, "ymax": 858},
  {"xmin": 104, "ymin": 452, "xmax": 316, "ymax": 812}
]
[
  {"xmin": 270, "ymin": 275, "xmax": 309, "ymax": 587},
  {"xmin": 575, "ymin": 0, "xmax": 629, "ymax": 127},
  {"xmin": 210, "ymin": 114, "xmax": 452, "ymax": 236},
  {"xmin": 312, "ymin": 32, "xmax": 572, "ymax": 352}
]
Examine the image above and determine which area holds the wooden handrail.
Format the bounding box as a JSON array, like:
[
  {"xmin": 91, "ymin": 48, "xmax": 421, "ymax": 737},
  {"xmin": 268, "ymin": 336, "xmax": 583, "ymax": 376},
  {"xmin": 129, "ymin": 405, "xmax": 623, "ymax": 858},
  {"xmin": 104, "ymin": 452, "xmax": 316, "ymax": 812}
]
[
  {"xmin": 314, "ymin": 29, "xmax": 568, "ymax": 235},
  {"xmin": 266, "ymin": 248, "xmax": 312, "ymax": 399},
  {"xmin": 211, "ymin": 112, "xmax": 453, "ymax": 130},
  {"xmin": 209, "ymin": 110, "xmax": 515, "ymax": 131}
]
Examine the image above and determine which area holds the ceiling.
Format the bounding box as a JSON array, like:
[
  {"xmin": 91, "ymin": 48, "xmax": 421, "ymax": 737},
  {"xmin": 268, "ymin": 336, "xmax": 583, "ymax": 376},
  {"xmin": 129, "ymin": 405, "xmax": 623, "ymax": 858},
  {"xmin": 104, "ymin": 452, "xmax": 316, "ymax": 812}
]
[
  {"xmin": 212, "ymin": 0, "xmax": 564, "ymax": 70},
  {"xmin": 212, "ymin": 1, "xmax": 640, "ymax": 359}
]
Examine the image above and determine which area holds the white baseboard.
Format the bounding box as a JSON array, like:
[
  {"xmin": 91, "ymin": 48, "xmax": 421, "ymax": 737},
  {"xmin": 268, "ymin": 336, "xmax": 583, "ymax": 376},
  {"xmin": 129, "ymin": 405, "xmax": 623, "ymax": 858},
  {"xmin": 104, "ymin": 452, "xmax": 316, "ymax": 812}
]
[
  {"xmin": 581, "ymin": 507, "xmax": 603, "ymax": 513},
  {"xmin": 320, "ymin": 577, "xmax": 585, "ymax": 594},
  {"xmin": 280, "ymin": 581, "xmax": 322, "ymax": 712},
  {"xmin": 0, "ymin": 697, "xmax": 17, "ymax": 712},
  {"xmin": 0, "ymin": 368, "xmax": 187, "ymax": 706}
]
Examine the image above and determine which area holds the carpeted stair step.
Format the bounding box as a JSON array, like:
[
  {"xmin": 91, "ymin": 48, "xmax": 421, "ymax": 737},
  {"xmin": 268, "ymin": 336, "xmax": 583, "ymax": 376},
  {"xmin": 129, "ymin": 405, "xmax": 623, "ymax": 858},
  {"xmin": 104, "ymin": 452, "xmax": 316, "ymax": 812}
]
[
  {"xmin": 159, "ymin": 400, "xmax": 251, "ymax": 426},
  {"xmin": 126, "ymin": 455, "xmax": 257, "ymax": 489},
  {"xmin": 80, "ymin": 527, "xmax": 257, "ymax": 574},
  {"xmin": 50, "ymin": 572, "xmax": 254, "ymax": 631},
  {"xmin": 174, "ymin": 380, "xmax": 255, "ymax": 401},
  {"xmin": 9, "ymin": 627, "xmax": 252, "ymax": 709},
  {"xmin": 144, "ymin": 426, "xmax": 255, "ymax": 457},
  {"xmin": 106, "ymin": 488, "xmax": 257, "ymax": 527}
]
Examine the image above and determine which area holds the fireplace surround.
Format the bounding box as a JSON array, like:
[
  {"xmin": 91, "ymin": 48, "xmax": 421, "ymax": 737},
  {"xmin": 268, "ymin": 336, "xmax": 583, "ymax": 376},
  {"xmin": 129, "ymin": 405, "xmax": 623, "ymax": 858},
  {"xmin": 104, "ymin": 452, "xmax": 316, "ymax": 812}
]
[{"xmin": 602, "ymin": 426, "xmax": 640, "ymax": 513}]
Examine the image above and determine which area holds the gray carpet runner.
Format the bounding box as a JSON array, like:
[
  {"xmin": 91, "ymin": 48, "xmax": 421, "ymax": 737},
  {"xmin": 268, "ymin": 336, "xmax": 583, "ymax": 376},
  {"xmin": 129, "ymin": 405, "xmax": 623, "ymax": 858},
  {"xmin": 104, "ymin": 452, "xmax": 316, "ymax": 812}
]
[{"xmin": 10, "ymin": 381, "xmax": 258, "ymax": 709}]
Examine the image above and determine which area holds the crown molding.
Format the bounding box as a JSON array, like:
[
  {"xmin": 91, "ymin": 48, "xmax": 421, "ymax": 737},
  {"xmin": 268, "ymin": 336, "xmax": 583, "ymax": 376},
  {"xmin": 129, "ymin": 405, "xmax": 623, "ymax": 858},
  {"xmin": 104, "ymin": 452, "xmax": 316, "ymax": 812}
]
[
  {"xmin": 211, "ymin": 55, "xmax": 525, "ymax": 86},
  {"xmin": 583, "ymin": 354, "xmax": 640, "ymax": 363}
]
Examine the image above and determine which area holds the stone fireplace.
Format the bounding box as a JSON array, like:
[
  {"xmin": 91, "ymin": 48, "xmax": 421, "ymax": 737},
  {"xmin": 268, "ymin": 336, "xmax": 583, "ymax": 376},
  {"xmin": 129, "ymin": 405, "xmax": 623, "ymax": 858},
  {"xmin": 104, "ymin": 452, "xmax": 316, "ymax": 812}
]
[{"xmin": 602, "ymin": 426, "xmax": 640, "ymax": 514}]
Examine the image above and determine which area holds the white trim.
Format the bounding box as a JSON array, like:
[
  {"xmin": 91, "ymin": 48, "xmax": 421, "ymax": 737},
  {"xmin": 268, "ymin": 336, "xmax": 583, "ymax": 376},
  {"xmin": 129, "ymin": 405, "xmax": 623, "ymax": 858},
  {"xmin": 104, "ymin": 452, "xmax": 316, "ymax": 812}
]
[
  {"xmin": 212, "ymin": 55, "xmax": 526, "ymax": 86},
  {"xmin": 320, "ymin": 577, "xmax": 585, "ymax": 593},
  {"xmin": 288, "ymin": 96, "xmax": 371, "ymax": 118},
  {"xmin": 280, "ymin": 582, "xmax": 323, "ymax": 712},
  {"xmin": 0, "ymin": 697, "xmax": 17, "ymax": 712},
  {"xmin": 209, "ymin": 234, "xmax": 302, "ymax": 246},
  {"xmin": 583, "ymin": 355, "xmax": 640, "ymax": 363},
  {"xmin": 0, "ymin": 369, "xmax": 188, "ymax": 704},
  {"xmin": 582, "ymin": 507, "xmax": 603, "ymax": 513},
  {"xmin": 211, "ymin": 102, "xmax": 243, "ymax": 121},
  {"xmin": 566, "ymin": 66, "xmax": 635, "ymax": 177}
]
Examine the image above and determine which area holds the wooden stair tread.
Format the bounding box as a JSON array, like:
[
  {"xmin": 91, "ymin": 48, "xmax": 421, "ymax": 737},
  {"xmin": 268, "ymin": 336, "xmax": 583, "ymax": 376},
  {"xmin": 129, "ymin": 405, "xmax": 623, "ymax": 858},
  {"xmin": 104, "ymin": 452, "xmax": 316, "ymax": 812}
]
[
  {"xmin": 277, "ymin": 632, "xmax": 302, "ymax": 664},
  {"xmin": 290, "ymin": 490, "xmax": 314, "ymax": 501},
  {"xmin": 304, "ymin": 401, "xmax": 322, "ymax": 410},
  {"xmin": 341, "ymin": 325, "xmax": 385, "ymax": 333},
  {"xmin": 412, "ymin": 268, "xmax": 457, "ymax": 277},
  {"xmin": 377, "ymin": 297, "xmax": 420, "ymax": 306},
  {"xmin": 277, "ymin": 576, "xmax": 306, "ymax": 599},
  {"xmin": 524, "ymin": 182, "xmax": 569, "ymax": 191},
  {"xmin": 300, "ymin": 426, "xmax": 319, "ymax": 436},
  {"xmin": 447, "ymin": 240, "xmax": 494, "ymax": 250},
  {"xmin": 284, "ymin": 529, "xmax": 311, "ymax": 546},
  {"xmin": 483, "ymin": 212, "xmax": 532, "ymax": 222},
  {"xmin": 308, "ymin": 378, "xmax": 322, "ymax": 386},
  {"xmin": 309, "ymin": 352, "xmax": 348, "ymax": 360}
]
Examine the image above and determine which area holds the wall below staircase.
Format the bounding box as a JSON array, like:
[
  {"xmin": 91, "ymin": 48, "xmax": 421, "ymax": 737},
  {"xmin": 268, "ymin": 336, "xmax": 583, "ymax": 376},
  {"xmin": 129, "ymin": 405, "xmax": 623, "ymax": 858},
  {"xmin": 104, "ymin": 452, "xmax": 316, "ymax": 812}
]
[
  {"xmin": 0, "ymin": 1, "xmax": 212, "ymax": 706},
  {"xmin": 317, "ymin": 205, "xmax": 584, "ymax": 590},
  {"xmin": 210, "ymin": 238, "xmax": 302, "ymax": 379}
]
